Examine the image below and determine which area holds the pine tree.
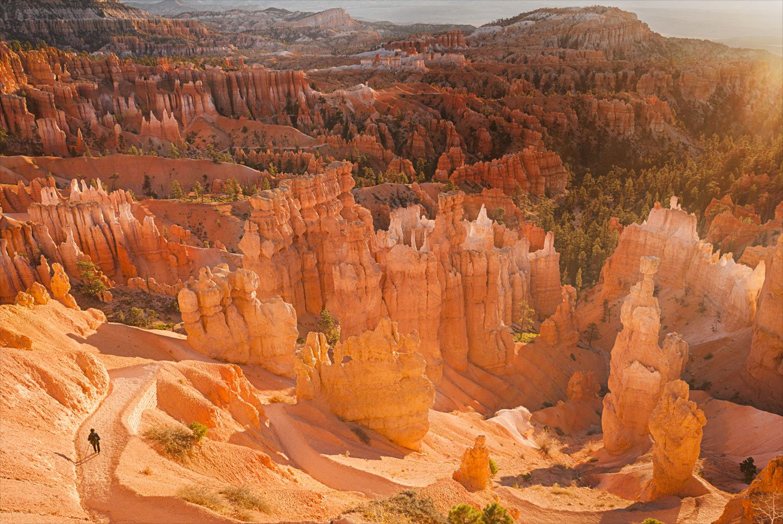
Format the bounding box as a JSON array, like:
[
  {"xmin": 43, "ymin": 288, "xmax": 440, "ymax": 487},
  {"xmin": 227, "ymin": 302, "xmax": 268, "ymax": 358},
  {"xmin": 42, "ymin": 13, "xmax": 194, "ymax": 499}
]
[
  {"xmin": 170, "ymin": 179, "xmax": 184, "ymax": 199},
  {"xmin": 582, "ymin": 322, "xmax": 600, "ymax": 348},
  {"xmin": 76, "ymin": 261, "xmax": 107, "ymax": 297},
  {"xmin": 193, "ymin": 181, "xmax": 203, "ymax": 201},
  {"xmin": 318, "ymin": 308, "xmax": 341, "ymax": 345},
  {"xmin": 516, "ymin": 301, "xmax": 535, "ymax": 333},
  {"xmin": 225, "ymin": 178, "xmax": 241, "ymax": 201},
  {"xmin": 142, "ymin": 174, "xmax": 153, "ymax": 197}
]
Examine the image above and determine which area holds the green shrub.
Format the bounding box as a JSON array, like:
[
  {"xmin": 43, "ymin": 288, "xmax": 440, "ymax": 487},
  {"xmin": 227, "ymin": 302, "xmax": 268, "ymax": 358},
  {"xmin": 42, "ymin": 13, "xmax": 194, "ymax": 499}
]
[
  {"xmin": 481, "ymin": 502, "xmax": 513, "ymax": 524},
  {"xmin": 76, "ymin": 261, "xmax": 107, "ymax": 297},
  {"xmin": 641, "ymin": 519, "xmax": 665, "ymax": 524},
  {"xmin": 740, "ymin": 457, "xmax": 757, "ymax": 483},
  {"xmin": 514, "ymin": 332, "xmax": 539, "ymax": 344},
  {"xmin": 189, "ymin": 421, "xmax": 208, "ymax": 442},
  {"xmin": 318, "ymin": 308, "xmax": 341, "ymax": 345},
  {"xmin": 489, "ymin": 458, "xmax": 498, "ymax": 477},
  {"xmin": 448, "ymin": 503, "xmax": 482, "ymax": 524},
  {"xmin": 350, "ymin": 490, "xmax": 443, "ymax": 524},
  {"xmin": 122, "ymin": 307, "xmax": 157, "ymax": 328},
  {"xmin": 145, "ymin": 425, "xmax": 194, "ymax": 460},
  {"xmin": 178, "ymin": 484, "xmax": 267, "ymax": 520},
  {"xmin": 448, "ymin": 502, "xmax": 514, "ymax": 524},
  {"xmin": 146, "ymin": 421, "xmax": 207, "ymax": 460}
]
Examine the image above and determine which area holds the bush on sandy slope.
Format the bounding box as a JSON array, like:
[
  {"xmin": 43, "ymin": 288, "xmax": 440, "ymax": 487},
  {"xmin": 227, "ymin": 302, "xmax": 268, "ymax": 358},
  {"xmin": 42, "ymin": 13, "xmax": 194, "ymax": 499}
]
[
  {"xmin": 145, "ymin": 425, "xmax": 194, "ymax": 460},
  {"xmin": 447, "ymin": 502, "xmax": 514, "ymax": 524},
  {"xmin": 189, "ymin": 421, "xmax": 208, "ymax": 442},
  {"xmin": 178, "ymin": 485, "xmax": 224, "ymax": 512},
  {"xmin": 145, "ymin": 421, "xmax": 207, "ymax": 460},
  {"xmin": 350, "ymin": 490, "xmax": 444, "ymax": 524},
  {"xmin": 220, "ymin": 486, "xmax": 269, "ymax": 513},
  {"xmin": 178, "ymin": 484, "xmax": 269, "ymax": 521}
]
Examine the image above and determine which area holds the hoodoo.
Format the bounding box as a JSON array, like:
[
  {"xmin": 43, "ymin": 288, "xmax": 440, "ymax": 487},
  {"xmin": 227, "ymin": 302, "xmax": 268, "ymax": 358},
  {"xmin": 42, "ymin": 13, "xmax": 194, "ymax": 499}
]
[
  {"xmin": 296, "ymin": 318, "xmax": 435, "ymax": 450},
  {"xmin": 644, "ymin": 380, "xmax": 707, "ymax": 500},
  {"xmin": 602, "ymin": 256, "xmax": 690, "ymax": 454}
]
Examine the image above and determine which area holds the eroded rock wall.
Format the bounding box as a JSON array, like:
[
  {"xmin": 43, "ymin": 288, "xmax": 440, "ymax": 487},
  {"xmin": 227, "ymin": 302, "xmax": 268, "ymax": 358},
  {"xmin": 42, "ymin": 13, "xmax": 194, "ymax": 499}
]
[
  {"xmin": 744, "ymin": 237, "xmax": 783, "ymax": 413},
  {"xmin": 600, "ymin": 197, "xmax": 766, "ymax": 330},
  {"xmin": 178, "ymin": 265, "xmax": 298, "ymax": 377},
  {"xmin": 295, "ymin": 318, "xmax": 435, "ymax": 450}
]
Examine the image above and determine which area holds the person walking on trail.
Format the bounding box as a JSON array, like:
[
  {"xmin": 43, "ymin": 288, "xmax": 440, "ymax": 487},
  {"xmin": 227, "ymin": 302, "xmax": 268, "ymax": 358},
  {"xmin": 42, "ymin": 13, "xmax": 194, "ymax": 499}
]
[{"xmin": 88, "ymin": 429, "xmax": 101, "ymax": 454}]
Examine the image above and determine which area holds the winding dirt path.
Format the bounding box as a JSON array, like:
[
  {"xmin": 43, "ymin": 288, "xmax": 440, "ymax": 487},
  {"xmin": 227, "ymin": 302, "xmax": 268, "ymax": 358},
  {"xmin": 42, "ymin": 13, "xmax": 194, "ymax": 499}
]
[
  {"xmin": 74, "ymin": 363, "xmax": 231, "ymax": 524},
  {"xmin": 76, "ymin": 364, "xmax": 159, "ymax": 518}
]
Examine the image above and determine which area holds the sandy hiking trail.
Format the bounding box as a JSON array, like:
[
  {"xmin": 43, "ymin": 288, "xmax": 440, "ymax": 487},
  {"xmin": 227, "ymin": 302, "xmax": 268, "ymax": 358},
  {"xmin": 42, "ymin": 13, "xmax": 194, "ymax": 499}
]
[{"xmin": 74, "ymin": 363, "xmax": 231, "ymax": 524}]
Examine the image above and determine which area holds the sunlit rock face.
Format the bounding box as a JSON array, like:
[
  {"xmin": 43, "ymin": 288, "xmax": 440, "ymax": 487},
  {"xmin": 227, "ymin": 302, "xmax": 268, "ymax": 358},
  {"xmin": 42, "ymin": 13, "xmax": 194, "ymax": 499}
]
[
  {"xmin": 375, "ymin": 195, "xmax": 563, "ymax": 381},
  {"xmin": 602, "ymin": 256, "xmax": 690, "ymax": 455},
  {"xmin": 1, "ymin": 179, "xmax": 232, "ymax": 299},
  {"xmin": 600, "ymin": 197, "xmax": 766, "ymax": 331},
  {"xmin": 644, "ymin": 380, "xmax": 706, "ymax": 500},
  {"xmin": 295, "ymin": 318, "xmax": 435, "ymax": 450},
  {"xmin": 453, "ymin": 435, "xmax": 492, "ymax": 492},
  {"xmin": 715, "ymin": 456, "xmax": 783, "ymax": 524},
  {"xmin": 744, "ymin": 237, "xmax": 783, "ymax": 413},
  {"xmin": 178, "ymin": 264, "xmax": 298, "ymax": 378},
  {"xmin": 240, "ymin": 170, "xmax": 564, "ymax": 385},
  {"xmin": 437, "ymin": 148, "xmax": 568, "ymax": 196},
  {"xmin": 239, "ymin": 162, "xmax": 383, "ymax": 338}
]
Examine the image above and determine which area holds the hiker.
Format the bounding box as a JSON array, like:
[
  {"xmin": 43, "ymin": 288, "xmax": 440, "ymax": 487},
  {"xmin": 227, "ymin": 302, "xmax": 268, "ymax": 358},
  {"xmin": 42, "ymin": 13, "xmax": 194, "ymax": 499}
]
[{"xmin": 88, "ymin": 429, "xmax": 101, "ymax": 454}]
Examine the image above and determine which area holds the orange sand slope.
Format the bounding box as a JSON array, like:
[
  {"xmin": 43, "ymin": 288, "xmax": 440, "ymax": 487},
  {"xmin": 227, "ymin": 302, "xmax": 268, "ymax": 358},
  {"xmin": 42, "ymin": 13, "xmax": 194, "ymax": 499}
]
[{"xmin": 2, "ymin": 300, "xmax": 781, "ymax": 524}]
